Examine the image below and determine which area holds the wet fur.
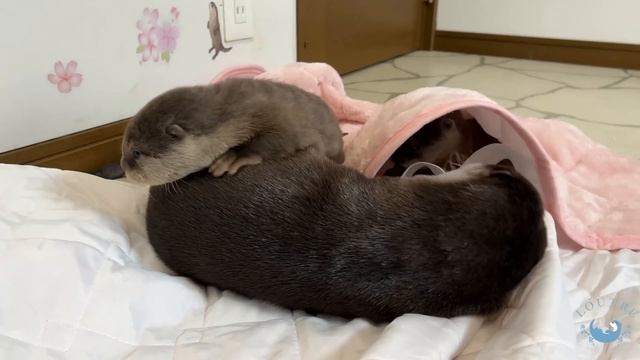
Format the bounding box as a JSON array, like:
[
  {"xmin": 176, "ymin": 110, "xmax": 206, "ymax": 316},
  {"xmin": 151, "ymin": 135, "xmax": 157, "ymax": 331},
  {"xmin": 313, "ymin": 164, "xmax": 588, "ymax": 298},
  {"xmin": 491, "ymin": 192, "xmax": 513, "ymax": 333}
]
[
  {"xmin": 122, "ymin": 78, "xmax": 344, "ymax": 185},
  {"xmin": 146, "ymin": 155, "xmax": 547, "ymax": 323}
]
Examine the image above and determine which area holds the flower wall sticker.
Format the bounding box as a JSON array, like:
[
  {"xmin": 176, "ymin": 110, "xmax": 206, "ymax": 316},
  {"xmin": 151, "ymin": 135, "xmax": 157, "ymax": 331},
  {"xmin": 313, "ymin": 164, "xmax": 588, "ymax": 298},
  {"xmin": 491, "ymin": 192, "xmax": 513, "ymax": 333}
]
[
  {"xmin": 47, "ymin": 61, "xmax": 83, "ymax": 94},
  {"xmin": 136, "ymin": 7, "xmax": 180, "ymax": 63}
]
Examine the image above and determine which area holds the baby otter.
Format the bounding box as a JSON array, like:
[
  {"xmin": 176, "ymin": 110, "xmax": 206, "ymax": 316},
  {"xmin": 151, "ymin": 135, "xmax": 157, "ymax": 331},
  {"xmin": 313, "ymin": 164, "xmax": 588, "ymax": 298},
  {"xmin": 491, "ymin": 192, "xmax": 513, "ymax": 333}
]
[
  {"xmin": 385, "ymin": 111, "xmax": 498, "ymax": 176},
  {"xmin": 121, "ymin": 78, "xmax": 344, "ymax": 185}
]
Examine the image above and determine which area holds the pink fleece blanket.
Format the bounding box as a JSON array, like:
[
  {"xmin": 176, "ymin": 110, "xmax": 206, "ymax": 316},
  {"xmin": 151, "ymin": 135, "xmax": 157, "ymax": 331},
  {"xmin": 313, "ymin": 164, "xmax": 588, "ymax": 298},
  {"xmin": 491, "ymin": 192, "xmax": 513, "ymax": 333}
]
[{"xmin": 211, "ymin": 63, "xmax": 640, "ymax": 251}]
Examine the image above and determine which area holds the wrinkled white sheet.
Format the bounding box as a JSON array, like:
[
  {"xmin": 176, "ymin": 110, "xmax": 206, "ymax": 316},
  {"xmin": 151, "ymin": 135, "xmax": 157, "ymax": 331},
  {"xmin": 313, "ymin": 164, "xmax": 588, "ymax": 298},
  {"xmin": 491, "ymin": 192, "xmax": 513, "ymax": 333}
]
[{"xmin": 0, "ymin": 164, "xmax": 638, "ymax": 359}]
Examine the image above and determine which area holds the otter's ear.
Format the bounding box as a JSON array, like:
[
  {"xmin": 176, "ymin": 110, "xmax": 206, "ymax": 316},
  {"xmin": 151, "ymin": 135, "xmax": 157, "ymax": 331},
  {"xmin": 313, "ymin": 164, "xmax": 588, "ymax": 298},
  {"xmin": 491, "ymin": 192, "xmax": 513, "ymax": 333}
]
[{"xmin": 166, "ymin": 124, "xmax": 186, "ymax": 139}]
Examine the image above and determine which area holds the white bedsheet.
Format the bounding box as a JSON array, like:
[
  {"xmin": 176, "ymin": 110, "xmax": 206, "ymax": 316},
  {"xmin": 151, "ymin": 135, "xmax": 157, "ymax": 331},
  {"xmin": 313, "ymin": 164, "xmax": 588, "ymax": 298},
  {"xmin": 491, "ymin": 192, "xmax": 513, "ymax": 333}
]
[{"xmin": 0, "ymin": 164, "xmax": 638, "ymax": 360}]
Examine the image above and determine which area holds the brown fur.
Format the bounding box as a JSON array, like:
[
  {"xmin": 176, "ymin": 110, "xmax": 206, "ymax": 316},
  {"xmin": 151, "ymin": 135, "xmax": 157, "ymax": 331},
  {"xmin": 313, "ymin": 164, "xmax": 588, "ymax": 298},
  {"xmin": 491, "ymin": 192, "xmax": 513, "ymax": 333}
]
[{"xmin": 146, "ymin": 155, "xmax": 547, "ymax": 323}]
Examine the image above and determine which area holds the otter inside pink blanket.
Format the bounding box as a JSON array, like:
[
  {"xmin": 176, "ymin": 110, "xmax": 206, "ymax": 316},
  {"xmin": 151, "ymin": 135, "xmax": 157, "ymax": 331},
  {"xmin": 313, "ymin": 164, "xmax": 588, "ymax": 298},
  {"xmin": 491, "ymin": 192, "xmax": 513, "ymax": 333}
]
[{"xmin": 211, "ymin": 62, "xmax": 640, "ymax": 251}]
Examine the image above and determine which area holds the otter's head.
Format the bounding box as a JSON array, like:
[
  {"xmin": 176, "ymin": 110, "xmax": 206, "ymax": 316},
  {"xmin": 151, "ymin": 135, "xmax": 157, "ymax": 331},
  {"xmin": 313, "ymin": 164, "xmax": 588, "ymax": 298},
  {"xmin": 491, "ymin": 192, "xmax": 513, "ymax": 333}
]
[{"xmin": 121, "ymin": 86, "xmax": 232, "ymax": 185}]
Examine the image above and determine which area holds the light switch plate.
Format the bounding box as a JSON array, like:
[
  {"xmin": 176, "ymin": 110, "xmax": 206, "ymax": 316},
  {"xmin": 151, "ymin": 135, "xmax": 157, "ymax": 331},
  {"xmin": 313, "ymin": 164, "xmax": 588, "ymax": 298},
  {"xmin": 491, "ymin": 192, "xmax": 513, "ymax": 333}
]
[
  {"xmin": 222, "ymin": 0, "xmax": 253, "ymax": 41},
  {"xmin": 234, "ymin": 0, "xmax": 248, "ymax": 23}
]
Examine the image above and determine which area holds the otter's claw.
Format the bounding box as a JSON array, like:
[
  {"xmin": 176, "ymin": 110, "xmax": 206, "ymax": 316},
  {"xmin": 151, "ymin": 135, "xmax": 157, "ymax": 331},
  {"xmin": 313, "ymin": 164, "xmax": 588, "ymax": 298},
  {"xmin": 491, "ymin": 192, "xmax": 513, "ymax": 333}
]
[
  {"xmin": 209, "ymin": 151, "xmax": 262, "ymax": 177},
  {"xmin": 209, "ymin": 151, "xmax": 238, "ymax": 177}
]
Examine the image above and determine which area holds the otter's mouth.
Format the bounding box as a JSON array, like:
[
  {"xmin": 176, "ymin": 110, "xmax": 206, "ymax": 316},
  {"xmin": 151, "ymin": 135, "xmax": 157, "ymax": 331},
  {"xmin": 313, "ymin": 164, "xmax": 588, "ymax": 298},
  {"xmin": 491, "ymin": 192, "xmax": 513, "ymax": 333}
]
[{"xmin": 124, "ymin": 166, "xmax": 204, "ymax": 186}]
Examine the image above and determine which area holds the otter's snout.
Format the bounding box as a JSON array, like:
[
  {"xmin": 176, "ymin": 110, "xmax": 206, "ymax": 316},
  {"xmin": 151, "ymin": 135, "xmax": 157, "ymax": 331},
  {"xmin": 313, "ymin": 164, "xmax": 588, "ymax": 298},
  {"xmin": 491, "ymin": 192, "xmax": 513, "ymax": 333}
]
[{"xmin": 488, "ymin": 163, "xmax": 516, "ymax": 177}]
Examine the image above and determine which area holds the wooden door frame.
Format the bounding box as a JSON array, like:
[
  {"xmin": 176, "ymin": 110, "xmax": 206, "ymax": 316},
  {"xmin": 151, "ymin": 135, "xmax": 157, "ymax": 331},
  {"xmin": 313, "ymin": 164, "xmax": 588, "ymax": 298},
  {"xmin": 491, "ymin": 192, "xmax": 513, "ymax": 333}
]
[
  {"xmin": 421, "ymin": 0, "xmax": 438, "ymax": 50},
  {"xmin": 297, "ymin": 0, "xmax": 439, "ymax": 74}
]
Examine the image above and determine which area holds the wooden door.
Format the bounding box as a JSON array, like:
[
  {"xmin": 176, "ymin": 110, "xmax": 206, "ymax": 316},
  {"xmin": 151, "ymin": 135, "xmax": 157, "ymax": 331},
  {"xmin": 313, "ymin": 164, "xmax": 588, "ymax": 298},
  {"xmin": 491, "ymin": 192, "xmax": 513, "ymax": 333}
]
[{"xmin": 297, "ymin": 0, "xmax": 438, "ymax": 74}]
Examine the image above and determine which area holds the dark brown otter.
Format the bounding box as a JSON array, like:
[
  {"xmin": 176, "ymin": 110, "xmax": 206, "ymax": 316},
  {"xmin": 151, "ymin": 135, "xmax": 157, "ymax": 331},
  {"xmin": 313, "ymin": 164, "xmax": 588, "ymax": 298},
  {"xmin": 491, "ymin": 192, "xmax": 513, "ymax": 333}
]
[{"xmin": 146, "ymin": 154, "xmax": 547, "ymax": 323}]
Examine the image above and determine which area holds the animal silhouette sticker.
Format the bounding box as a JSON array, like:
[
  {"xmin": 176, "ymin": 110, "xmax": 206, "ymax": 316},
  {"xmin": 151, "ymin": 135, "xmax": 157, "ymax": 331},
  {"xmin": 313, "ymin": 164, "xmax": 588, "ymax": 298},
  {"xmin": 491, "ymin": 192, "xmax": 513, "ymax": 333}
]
[
  {"xmin": 588, "ymin": 320, "xmax": 622, "ymax": 343},
  {"xmin": 207, "ymin": 2, "xmax": 232, "ymax": 60}
]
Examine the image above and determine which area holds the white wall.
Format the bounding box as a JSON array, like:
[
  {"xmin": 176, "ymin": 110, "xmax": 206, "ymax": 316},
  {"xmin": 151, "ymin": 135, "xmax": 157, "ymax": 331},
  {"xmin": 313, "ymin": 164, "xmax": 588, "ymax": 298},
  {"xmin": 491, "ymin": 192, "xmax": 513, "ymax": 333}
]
[
  {"xmin": 0, "ymin": 0, "xmax": 296, "ymax": 152},
  {"xmin": 437, "ymin": 0, "xmax": 640, "ymax": 44}
]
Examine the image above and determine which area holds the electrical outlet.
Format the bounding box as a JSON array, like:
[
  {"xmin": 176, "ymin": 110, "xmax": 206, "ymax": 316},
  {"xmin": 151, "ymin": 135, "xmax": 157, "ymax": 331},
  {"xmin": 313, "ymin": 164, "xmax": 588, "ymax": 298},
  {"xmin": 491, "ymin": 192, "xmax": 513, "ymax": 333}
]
[
  {"xmin": 223, "ymin": 0, "xmax": 253, "ymax": 41},
  {"xmin": 234, "ymin": 0, "xmax": 248, "ymax": 24}
]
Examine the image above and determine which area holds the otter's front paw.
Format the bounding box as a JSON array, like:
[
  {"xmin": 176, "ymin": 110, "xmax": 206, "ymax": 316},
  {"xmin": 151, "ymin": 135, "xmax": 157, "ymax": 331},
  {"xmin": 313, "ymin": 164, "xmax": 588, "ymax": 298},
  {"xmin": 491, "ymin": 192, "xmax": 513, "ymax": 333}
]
[
  {"xmin": 209, "ymin": 151, "xmax": 238, "ymax": 177},
  {"xmin": 434, "ymin": 163, "xmax": 516, "ymax": 183},
  {"xmin": 421, "ymin": 163, "xmax": 492, "ymax": 183},
  {"xmin": 209, "ymin": 151, "xmax": 262, "ymax": 177},
  {"xmin": 227, "ymin": 153, "xmax": 262, "ymax": 175}
]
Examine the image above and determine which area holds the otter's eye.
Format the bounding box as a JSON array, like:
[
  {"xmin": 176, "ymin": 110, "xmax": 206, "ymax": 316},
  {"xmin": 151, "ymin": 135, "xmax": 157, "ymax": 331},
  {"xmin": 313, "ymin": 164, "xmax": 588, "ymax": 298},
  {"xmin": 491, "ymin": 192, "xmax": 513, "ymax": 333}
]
[
  {"xmin": 132, "ymin": 150, "xmax": 142, "ymax": 159},
  {"xmin": 442, "ymin": 118, "xmax": 455, "ymax": 131}
]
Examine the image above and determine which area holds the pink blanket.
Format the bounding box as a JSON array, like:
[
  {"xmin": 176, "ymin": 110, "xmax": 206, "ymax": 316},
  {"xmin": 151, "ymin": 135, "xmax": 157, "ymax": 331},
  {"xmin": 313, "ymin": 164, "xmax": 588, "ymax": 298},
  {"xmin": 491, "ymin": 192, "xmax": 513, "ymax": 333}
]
[{"xmin": 211, "ymin": 63, "xmax": 640, "ymax": 251}]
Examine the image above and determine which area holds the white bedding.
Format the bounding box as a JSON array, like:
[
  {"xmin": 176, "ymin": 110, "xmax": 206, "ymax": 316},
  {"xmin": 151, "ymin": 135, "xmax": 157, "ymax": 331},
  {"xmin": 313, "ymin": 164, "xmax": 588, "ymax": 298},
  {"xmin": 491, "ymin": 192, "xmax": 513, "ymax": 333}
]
[{"xmin": 0, "ymin": 164, "xmax": 638, "ymax": 360}]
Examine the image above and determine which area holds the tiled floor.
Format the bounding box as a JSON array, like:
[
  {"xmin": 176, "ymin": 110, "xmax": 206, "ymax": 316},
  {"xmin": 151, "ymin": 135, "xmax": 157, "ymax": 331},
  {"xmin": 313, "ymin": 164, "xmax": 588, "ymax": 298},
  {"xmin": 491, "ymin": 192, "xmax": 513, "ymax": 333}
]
[{"xmin": 342, "ymin": 51, "xmax": 640, "ymax": 158}]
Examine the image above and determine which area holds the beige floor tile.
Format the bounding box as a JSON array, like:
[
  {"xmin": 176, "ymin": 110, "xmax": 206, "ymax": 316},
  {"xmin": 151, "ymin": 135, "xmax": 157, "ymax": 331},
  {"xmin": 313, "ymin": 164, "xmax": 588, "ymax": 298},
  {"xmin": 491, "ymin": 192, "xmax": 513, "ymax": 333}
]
[
  {"xmin": 483, "ymin": 56, "xmax": 513, "ymax": 64},
  {"xmin": 612, "ymin": 77, "xmax": 640, "ymax": 89},
  {"xmin": 344, "ymin": 88, "xmax": 391, "ymax": 103},
  {"xmin": 443, "ymin": 66, "xmax": 562, "ymax": 100},
  {"xmin": 551, "ymin": 116, "xmax": 640, "ymax": 158},
  {"xmin": 499, "ymin": 59, "xmax": 627, "ymax": 77},
  {"xmin": 510, "ymin": 107, "xmax": 549, "ymax": 118},
  {"xmin": 492, "ymin": 97, "xmax": 517, "ymax": 109},
  {"xmin": 346, "ymin": 77, "xmax": 446, "ymax": 93},
  {"xmin": 520, "ymin": 70, "xmax": 622, "ymax": 88},
  {"xmin": 522, "ymin": 88, "xmax": 640, "ymax": 126},
  {"xmin": 405, "ymin": 50, "xmax": 465, "ymax": 57},
  {"xmin": 343, "ymin": 63, "xmax": 414, "ymax": 84},
  {"xmin": 394, "ymin": 55, "xmax": 480, "ymax": 77},
  {"xmin": 340, "ymin": 51, "xmax": 637, "ymax": 156}
]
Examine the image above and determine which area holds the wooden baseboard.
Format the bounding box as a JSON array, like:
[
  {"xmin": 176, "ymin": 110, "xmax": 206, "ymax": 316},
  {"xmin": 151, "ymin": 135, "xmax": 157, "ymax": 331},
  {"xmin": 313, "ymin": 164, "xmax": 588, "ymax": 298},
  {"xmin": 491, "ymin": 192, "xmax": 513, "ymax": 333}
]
[
  {"xmin": 0, "ymin": 119, "xmax": 129, "ymax": 174},
  {"xmin": 434, "ymin": 31, "xmax": 640, "ymax": 70}
]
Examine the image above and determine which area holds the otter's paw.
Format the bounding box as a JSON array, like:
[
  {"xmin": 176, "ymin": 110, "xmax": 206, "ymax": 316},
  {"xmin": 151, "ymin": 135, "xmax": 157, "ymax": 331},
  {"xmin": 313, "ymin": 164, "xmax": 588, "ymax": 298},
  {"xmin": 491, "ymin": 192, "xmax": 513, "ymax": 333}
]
[
  {"xmin": 442, "ymin": 163, "xmax": 518, "ymax": 182},
  {"xmin": 429, "ymin": 163, "xmax": 495, "ymax": 183},
  {"xmin": 209, "ymin": 151, "xmax": 238, "ymax": 177},
  {"xmin": 227, "ymin": 154, "xmax": 262, "ymax": 175}
]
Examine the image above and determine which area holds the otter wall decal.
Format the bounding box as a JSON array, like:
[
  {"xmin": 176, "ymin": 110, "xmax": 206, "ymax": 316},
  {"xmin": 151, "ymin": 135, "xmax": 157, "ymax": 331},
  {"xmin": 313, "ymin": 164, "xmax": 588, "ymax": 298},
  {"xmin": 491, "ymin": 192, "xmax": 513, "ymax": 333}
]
[{"xmin": 207, "ymin": 2, "xmax": 232, "ymax": 60}]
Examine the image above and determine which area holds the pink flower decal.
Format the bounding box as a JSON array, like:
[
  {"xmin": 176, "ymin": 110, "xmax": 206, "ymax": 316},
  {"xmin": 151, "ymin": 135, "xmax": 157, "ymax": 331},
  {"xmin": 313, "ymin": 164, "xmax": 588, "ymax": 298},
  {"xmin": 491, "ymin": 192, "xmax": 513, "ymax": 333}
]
[
  {"xmin": 136, "ymin": 8, "xmax": 179, "ymax": 64},
  {"xmin": 47, "ymin": 61, "xmax": 82, "ymax": 94},
  {"xmin": 156, "ymin": 21, "xmax": 180, "ymax": 53},
  {"xmin": 138, "ymin": 29, "xmax": 160, "ymax": 62},
  {"xmin": 170, "ymin": 7, "xmax": 180, "ymax": 21},
  {"xmin": 136, "ymin": 8, "xmax": 159, "ymax": 32}
]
